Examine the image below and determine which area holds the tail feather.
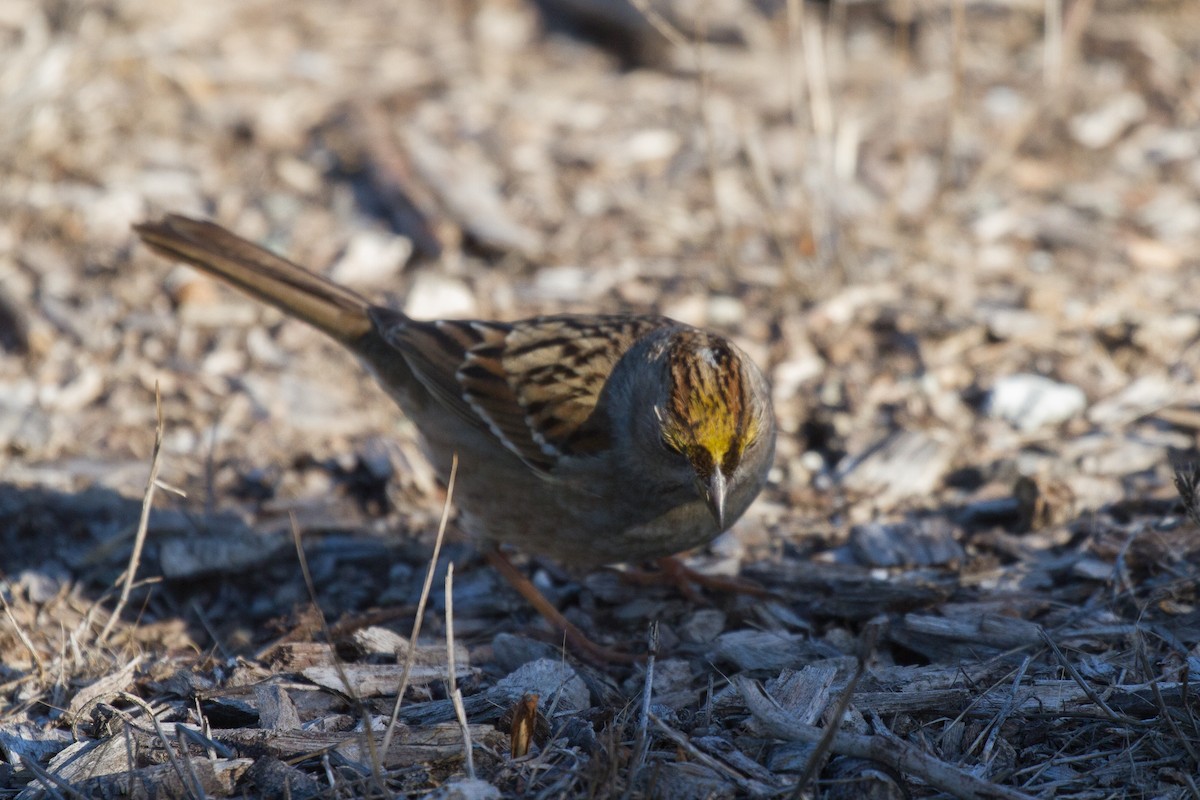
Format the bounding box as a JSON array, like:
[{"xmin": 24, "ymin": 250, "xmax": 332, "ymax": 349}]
[{"xmin": 134, "ymin": 215, "xmax": 374, "ymax": 346}]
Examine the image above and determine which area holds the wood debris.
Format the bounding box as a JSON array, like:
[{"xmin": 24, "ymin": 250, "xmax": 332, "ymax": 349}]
[{"xmin": 3, "ymin": 0, "xmax": 1200, "ymax": 796}]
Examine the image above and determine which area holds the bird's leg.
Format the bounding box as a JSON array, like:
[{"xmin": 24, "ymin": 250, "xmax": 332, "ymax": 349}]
[{"xmin": 485, "ymin": 547, "xmax": 645, "ymax": 665}]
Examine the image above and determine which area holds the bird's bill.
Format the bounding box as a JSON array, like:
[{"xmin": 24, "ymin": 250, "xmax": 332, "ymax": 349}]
[{"xmin": 703, "ymin": 468, "xmax": 727, "ymax": 529}]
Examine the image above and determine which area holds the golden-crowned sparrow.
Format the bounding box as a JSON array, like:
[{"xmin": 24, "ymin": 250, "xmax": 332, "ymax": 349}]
[{"xmin": 134, "ymin": 215, "xmax": 776, "ymax": 569}]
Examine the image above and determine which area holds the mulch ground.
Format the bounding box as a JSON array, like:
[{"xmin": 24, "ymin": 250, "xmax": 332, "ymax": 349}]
[{"xmin": 2, "ymin": 1, "xmax": 1199, "ymax": 797}]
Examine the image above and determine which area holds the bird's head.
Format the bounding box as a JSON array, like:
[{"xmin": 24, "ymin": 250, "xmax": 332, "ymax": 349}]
[{"xmin": 648, "ymin": 330, "xmax": 774, "ymax": 530}]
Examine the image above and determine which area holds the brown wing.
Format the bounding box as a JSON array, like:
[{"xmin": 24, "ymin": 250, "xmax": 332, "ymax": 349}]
[
  {"xmin": 496, "ymin": 315, "xmax": 673, "ymax": 464},
  {"xmin": 376, "ymin": 312, "xmax": 673, "ymax": 473},
  {"xmin": 370, "ymin": 309, "xmax": 515, "ymax": 436}
]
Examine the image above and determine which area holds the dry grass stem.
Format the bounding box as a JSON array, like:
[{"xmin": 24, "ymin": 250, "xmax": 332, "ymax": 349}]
[
  {"xmin": 1043, "ymin": 0, "xmax": 1063, "ymax": 90},
  {"xmin": 445, "ymin": 562, "xmax": 476, "ymax": 780},
  {"xmin": 0, "ymin": 590, "xmax": 42, "ymax": 679},
  {"xmin": 4, "ymin": 2, "xmax": 1199, "ymax": 795},
  {"xmin": 631, "ymin": 621, "xmax": 658, "ymax": 777},
  {"xmin": 382, "ymin": 453, "xmax": 458, "ymax": 756},
  {"xmin": 98, "ymin": 385, "xmax": 163, "ymax": 644}
]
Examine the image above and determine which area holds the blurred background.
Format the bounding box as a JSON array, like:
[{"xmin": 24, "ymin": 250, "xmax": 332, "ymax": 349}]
[
  {"xmin": 3, "ymin": 0, "xmax": 1198, "ymax": 529},
  {"xmin": 3, "ymin": 2, "xmax": 1200, "ymax": 795}
]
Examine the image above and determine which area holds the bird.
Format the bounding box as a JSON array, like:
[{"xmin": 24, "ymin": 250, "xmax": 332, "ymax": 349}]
[{"xmin": 134, "ymin": 215, "xmax": 776, "ymax": 657}]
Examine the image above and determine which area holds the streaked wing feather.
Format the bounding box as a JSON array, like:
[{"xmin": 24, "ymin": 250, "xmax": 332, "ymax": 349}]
[
  {"xmin": 377, "ymin": 311, "xmax": 673, "ymax": 472},
  {"xmin": 500, "ymin": 315, "xmax": 672, "ymax": 460},
  {"xmin": 374, "ymin": 310, "xmax": 514, "ymax": 436}
]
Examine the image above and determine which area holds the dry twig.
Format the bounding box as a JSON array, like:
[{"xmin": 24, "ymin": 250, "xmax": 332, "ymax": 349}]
[
  {"xmin": 99, "ymin": 385, "xmax": 164, "ymax": 644},
  {"xmin": 382, "ymin": 454, "xmax": 458, "ymax": 755}
]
